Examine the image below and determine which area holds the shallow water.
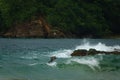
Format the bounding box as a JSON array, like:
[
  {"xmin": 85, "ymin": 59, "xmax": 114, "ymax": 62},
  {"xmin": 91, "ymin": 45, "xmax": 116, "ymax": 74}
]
[{"xmin": 0, "ymin": 38, "xmax": 120, "ymax": 80}]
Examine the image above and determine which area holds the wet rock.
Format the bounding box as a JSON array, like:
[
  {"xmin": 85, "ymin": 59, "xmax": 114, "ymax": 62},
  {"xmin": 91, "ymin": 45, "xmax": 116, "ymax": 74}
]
[
  {"xmin": 114, "ymin": 48, "xmax": 120, "ymax": 52},
  {"xmin": 71, "ymin": 48, "xmax": 120, "ymax": 56},
  {"xmin": 48, "ymin": 56, "xmax": 57, "ymax": 63},
  {"xmin": 87, "ymin": 49, "xmax": 96, "ymax": 55},
  {"xmin": 49, "ymin": 48, "xmax": 120, "ymax": 62},
  {"xmin": 71, "ymin": 49, "xmax": 87, "ymax": 56}
]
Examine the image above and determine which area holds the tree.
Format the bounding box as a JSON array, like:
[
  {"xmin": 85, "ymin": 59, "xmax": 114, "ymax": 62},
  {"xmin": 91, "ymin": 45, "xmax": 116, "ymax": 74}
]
[{"xmin": 0, "ymin": 0, "xmax": 119, "ymax": 37}]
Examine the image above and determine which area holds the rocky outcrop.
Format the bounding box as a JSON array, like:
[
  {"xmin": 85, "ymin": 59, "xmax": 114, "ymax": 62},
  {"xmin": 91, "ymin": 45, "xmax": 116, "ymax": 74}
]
[
  {"xmin": 71, "ymin": 49, "xmax": 88, "ymax": 56},
  {"xmin": 4, "ymin": 22, "xmax": 45, "ymax": 38},
  {"xmin": 71, "ymin": 49, "xmax": 120, "ymax": 56},
  {"xmin": 48, "ymin": 48, "xmax": 120, "ymax": 63},
  {"xmin": 2, "ymin": 16, "xmax": 65, "ymax": 38}
]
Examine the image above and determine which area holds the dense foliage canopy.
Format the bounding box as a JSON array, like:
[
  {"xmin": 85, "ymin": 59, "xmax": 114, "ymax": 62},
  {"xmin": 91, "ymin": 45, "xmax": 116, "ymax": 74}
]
[{"xmin": 0, "ymin": 0, "xmax": 120, "ymax": 37}]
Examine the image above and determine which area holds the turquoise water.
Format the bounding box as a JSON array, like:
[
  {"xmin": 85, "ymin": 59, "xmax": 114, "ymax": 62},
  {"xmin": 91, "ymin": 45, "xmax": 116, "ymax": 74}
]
[{"xmin": 0, "ymin": 38, "xmax": 120, "ymax": 80}]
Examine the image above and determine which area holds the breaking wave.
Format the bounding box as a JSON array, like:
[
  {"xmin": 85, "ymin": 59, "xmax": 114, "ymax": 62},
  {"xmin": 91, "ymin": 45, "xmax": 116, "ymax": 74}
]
[
  {"xmin": 75, "ymin": 42, "xmax": 120, "ymax": 52},
  {"xmin": 46, "ymin": 62, "xmax": 57, "ymax": 67},
  {"xmin": 51, "ymin": 49, "xmax": 72, "ymax": 58},
  {"xmin": 47, "ymin": 39, "xmax": 120, "ymax": 70},
  {"xmin": 69, "ymin": 57, "xmax": 101, "ymax": 70}
]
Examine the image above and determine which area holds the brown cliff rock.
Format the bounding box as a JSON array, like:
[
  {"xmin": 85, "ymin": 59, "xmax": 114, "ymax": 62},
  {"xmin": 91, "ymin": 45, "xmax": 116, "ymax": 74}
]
[{"xmin": 3, "ymin": 16, "xmax": 65, "ymax": 38}]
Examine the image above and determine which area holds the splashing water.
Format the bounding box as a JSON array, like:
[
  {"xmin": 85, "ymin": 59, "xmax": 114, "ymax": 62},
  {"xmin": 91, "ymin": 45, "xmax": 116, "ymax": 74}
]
[
  {"xmin": 50, "ymin": 49, "xmax": 73, "ymax": 58},
  {"xmin": 46, "ymin": 62, "xmax": 57, "ymax": 67},
  {"xmin": 75, "ymin": 42, "xmax": 120, "ymax": 52},
  {"xmin": 50, "ymin": 40, "xmax": 120, "ymax": 59},
  {"xmin": 0, "ymin": 38, "xmax": 120, "ymax": 80},
  {"xmin": 48, "ymin": 39, "xmax": 120, "ymax": 70},
  {"xmin": 70, "ymin": 57, "xmax": 101, "ymax": 70}
]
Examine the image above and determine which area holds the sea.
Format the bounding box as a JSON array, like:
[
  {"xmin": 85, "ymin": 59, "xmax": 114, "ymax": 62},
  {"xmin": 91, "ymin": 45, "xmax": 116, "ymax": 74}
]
[{"xmin": 0, "ymin": 38, "xmax": 120, "ymax": 80}]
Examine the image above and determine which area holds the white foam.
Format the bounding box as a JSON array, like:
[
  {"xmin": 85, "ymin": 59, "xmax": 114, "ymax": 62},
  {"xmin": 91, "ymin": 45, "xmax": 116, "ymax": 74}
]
[
  {"xmin": 70, "ymin": 57, "xmax": 100, "ymax": 70},
  {"xmin": 46, "ymin": 62, "xmax": 57, "ymax": 67},
  {"xmin": 75, "ymin": 42, "xmax": 120, "ymax": 52},
  {"xmin": 28, "ymin": 63, "xmax": 39, "ymax": 66},
  {"xmin": 21, "ymin": 55, "xmax": 38, "ymax": 59},
  {"xmin": 51, "ymin": 49, "xmax": 73, "ymax": 58},
  {"xmin": 50, "ymin": 42, "xmax": 120, "ymax": 60},
  {"xmin": 21, "ymin": 51, "xmax": 38, "ymax": 59},
  {"xmin": 50, "ymin": 40, "xmax": 120, "ymax": 59},
  {"xmin": 48, "ymin": 39, "xmax": 120, "ymax": 69}
]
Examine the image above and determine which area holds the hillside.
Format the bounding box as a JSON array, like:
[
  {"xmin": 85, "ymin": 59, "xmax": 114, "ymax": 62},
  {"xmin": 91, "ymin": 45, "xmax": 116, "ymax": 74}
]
[{"xmin": 0, "ymin": 0, "xmax": 120, "ymax": 38}]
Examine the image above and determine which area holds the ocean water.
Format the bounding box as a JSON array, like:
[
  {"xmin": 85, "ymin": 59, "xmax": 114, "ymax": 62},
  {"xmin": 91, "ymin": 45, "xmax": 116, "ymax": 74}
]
[{"xmin": 0, "ymin": 38, "xmax": 120, "ymax": 80}]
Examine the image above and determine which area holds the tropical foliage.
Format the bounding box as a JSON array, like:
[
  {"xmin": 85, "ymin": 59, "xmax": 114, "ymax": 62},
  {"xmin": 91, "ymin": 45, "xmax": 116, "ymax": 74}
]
[{"xmin": 0, "ymin": 0, "xmax": 120, "ymax": 37}]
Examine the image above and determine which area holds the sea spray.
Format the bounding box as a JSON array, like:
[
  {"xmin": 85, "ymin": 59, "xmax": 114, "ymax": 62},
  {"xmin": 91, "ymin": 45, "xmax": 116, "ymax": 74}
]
[
  {"xmin": 70, "ymin": 57, "xmax": 101, "ymax": 70},
  {"xmin": 48, "ymin": 39, "xmax": 120, "ymax": 70},
  {"xmin": 49, "ymin": 40, "xmax": 120, "ymax": 59},
  {"xmin": 1, "ymin": 39, "xmax": 120, "ymax": 80},
  {"xmin": 50, "ymin": 49, "xmax": 73, "ymax": 58},
  {"xmin": 75, "ymin": 42, "xmax": 120, "ymax": 52},
  {"xmin": 46, "ymin": 62, "xmax": 57, "ymax": 67}
]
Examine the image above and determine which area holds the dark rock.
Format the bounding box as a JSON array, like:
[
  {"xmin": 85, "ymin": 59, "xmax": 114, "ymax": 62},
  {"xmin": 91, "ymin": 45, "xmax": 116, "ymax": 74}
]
[
  {"xmin": 71, "ymin": 49, "xmax": 87, "ymax": 56},
  {"xmin": 48, "ymin": 56, "xmax": 57, "ymax": 63},
  {"xmin": 49, "ymin": 48, "xmax": 120, "ymax": 63},
  {"xmin": 108, "ymin": 51, "xmax": 120, "ymax": 55},
  {"xmin": 114, "ymin": 48, "xmax": 120, "ymax": 52},
  {"xmin": 71, "ymin": 48, "xmax": 120, "ymax": 56},
  {"xmin": 88, "ymin": 48, "xmax": 98, "ymax": 55}
]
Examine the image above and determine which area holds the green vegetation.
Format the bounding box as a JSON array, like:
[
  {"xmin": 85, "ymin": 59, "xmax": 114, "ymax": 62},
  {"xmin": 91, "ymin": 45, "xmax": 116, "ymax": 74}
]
[{"xmin": 0, "ymin": 0, "xmax": 120, "ymax": 38}]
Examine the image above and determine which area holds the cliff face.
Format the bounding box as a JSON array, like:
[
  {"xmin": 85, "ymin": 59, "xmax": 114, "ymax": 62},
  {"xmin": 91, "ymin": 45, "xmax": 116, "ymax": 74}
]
[{"xmin": 2, "ymin": 16, "xmax": 65, "ymax": 38}]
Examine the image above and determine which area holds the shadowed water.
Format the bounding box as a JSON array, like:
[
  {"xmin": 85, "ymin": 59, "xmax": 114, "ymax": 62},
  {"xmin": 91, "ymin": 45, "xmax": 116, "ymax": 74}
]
[{"xmin": 0, "ymin": 38, "xmax": 120, "ymax": 80}]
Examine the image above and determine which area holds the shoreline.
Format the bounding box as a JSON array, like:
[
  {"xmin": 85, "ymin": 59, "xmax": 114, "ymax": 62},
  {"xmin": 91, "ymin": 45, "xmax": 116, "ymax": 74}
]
[{"xmin": 0, "ymin": 35, "xmax": 120, "ymax": 39}]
